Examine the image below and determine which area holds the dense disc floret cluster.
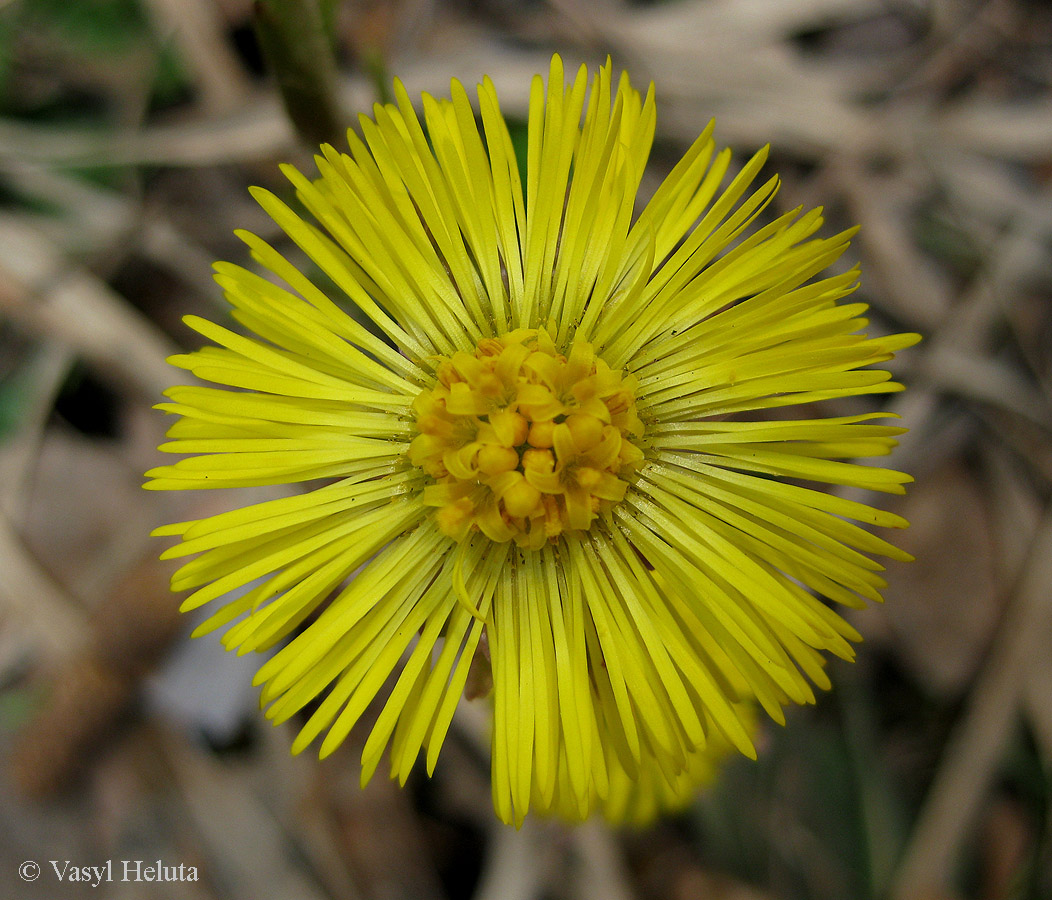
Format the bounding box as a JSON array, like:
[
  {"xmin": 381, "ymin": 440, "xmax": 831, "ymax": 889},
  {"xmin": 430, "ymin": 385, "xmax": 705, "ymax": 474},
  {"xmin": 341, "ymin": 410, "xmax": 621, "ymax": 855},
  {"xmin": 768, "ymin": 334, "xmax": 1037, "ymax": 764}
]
[
  {"xmin": 147, "ymin": 56, "xmax": 919, "ymax": 827},
  {"xmin": 409, "ymin": 329, "xmax": 645, "ymax": 549}
]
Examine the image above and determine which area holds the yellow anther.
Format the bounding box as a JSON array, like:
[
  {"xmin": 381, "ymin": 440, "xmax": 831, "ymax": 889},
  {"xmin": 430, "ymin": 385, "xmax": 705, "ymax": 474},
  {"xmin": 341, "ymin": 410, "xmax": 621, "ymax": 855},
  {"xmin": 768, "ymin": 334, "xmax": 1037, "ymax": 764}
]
[
  {"xmin": 477, "ymin": 338, "xmax": 504, "ymax": 357},
  {"xmin": 606, "ymin": 390, "xmax": 631, "ymax": 415},
  {"xmin": 477, "ymin": 444, "xmax": 520, "ymax": 476},
  {"xmin": 436, "ymin": 361, "xmax": 459, "ymax": 387},
  {"xmin": 435, "ymin": 496, "xmax": 474, "ymax": 538},
  {"xmin": 477, "ymin": 373, "xmax": 504, "ymax": 398},
  {"xmin": 542, "ymin": 494, "xmax": 563, "ymax": 537},
  {"xmin": 490, "ymin": 410, "xmax": 529, "ymax": 447},
  {"xmin": 416, "ymin": 414, "xmax": 449, "ymax": 436},
  {"xmin": 565, "ymin": 414, "xmax": 604, "ymax": 452},
  {"xmin": 527, "ymin": 419, "xmax": 555, "ymax": 448},
  {"xmin": 575, "ymin": 466, "xmax": 602, "ymax": 490},
  {"xmin": 522, "ymin": 448, "xmax": 555, "ymax": 475},
  {"xmin": 503, "ymin": 476, "xmax": 542, "ymax": 518}
]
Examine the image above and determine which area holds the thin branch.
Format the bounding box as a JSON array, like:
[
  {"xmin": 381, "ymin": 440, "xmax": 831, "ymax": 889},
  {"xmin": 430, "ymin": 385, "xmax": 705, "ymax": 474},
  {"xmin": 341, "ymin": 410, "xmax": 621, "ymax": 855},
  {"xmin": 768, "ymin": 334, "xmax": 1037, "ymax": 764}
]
[{"xmin": 891, "ymin": 509, "xmax": 1052, "ymax": 900}]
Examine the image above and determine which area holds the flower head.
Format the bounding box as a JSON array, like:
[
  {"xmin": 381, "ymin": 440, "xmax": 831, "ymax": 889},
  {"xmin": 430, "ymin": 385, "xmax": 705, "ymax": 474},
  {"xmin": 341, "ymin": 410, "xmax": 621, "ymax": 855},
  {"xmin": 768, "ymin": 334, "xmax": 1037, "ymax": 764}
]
[{"xmin": 147, "ymin": 56, "xmax": 919, "ymax": 826}]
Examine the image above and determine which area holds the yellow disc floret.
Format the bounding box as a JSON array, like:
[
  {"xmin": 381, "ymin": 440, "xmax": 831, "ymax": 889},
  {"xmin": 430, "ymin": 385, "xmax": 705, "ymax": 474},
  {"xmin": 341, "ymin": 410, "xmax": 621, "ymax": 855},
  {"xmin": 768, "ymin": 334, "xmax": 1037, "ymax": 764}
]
[{"xmin": 409, "ymin": 329, "xmax": 645, "ymax": 549}]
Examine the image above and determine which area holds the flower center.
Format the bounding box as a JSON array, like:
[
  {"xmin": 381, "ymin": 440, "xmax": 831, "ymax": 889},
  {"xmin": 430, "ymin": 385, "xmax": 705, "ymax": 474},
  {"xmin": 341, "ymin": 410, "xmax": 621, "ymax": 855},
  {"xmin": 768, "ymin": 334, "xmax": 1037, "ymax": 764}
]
[{"xmin": 409, "ymin": 329, "xmax": 645, "ymax": 550}]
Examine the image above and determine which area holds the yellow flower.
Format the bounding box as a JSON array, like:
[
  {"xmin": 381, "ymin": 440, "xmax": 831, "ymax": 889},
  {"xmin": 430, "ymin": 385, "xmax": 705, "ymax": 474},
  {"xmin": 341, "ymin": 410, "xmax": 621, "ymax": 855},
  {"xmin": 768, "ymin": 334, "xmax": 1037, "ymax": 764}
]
[{"xmin": 146, "ymin": 56, "xmax": 919, "ymax": 826}]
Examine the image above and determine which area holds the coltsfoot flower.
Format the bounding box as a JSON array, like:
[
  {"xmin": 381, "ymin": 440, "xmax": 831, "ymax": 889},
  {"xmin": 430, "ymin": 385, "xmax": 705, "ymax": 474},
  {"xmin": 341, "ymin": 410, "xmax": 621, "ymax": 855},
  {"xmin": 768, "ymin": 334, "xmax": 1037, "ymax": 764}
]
[{"xmin": 147, "ymin": 56, "xmax": 919, "ymax": 826}]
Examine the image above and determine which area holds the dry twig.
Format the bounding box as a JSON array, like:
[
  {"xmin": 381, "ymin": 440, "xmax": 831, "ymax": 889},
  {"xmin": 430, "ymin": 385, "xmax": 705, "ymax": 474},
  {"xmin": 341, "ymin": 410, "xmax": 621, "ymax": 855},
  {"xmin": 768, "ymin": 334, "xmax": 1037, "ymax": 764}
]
[
  {"xmin": 891, "ymin": 508, "xmax": 1052, "ymax": 900},
  {"xmin": 0, "ymin": 217, "xmax": 181, "ymax": 402}
]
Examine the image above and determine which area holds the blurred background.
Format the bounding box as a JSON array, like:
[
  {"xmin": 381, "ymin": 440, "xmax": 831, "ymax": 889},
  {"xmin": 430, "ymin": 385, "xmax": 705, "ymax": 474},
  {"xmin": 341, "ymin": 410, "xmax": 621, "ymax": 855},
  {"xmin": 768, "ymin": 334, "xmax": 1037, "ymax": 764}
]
[{"xmin": 1, "ymin": 0, "xmax": 1051, "ymax": 898}]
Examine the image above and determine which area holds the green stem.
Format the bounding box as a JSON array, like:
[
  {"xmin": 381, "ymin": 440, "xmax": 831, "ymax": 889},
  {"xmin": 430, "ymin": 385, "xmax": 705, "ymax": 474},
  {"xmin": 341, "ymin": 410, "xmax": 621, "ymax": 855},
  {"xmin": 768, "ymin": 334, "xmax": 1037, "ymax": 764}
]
[{"xmin": 253, "ymin": 0, "xmax": 345, "ymax": 148}]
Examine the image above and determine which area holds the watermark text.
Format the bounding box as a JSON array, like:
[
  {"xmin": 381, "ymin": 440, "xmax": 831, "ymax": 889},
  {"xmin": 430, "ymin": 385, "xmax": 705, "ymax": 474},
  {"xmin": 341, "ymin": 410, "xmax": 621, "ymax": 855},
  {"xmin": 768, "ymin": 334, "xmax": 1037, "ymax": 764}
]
[{"xmin": 18, "ymin": 859, "xmax": 199, "ymax": 886}]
